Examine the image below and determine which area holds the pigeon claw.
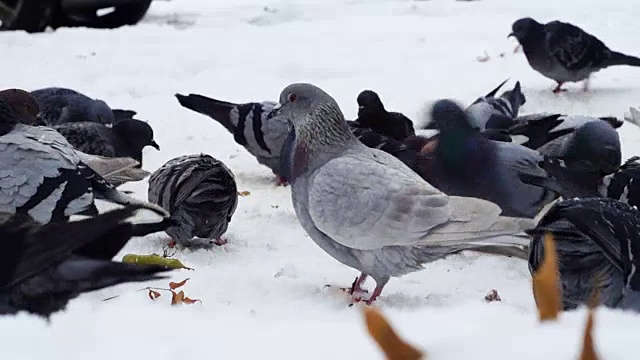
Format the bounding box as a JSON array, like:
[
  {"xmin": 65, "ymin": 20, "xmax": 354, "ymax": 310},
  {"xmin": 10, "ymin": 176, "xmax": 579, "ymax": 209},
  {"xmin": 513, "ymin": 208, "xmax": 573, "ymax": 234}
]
[
  {"xmin": 275, "ymin": 175, "xmax": 289, "ymax": 187},
  {"xmin": 552, "ymin": 83, "xmax": 567, "ymax": 93},
  {"xmin": 212, "ymin": 237, "xmax": 228, "ymax": 246}
]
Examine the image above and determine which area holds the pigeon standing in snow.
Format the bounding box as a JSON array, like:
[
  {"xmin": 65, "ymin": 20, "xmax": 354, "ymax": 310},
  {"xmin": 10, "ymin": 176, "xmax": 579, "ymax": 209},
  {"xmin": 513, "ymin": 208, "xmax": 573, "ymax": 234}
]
[
  {"xmin": 31, "ymin": 87, "xmax": 115, "ymax": 125},
  {"xmin": 466, "ymin": 80, "xmax": 526, "ymax": 130},
  {"xmin": 509, "ymin": 18, "xmax": 640, "ymax": 92},
  {"xmin": 528, "ymin": 198, "xmax": 640, "ymax": 311},
  {"xmin": 0, "ymin": 93, "xmax": 167, "ymax": 225},
  {"xmin": 351, "ymin": 90, "xmax": 415, "ymax": 141},
  {"xmin": 175, "ymin": 93, "xmax": 289, "ymax": 185},
  {"xmin": 148, "ymin": 154, "xmax": 239, "ymax": 247},
  {"xmin": 276, "ymin": 83, "xmax": 534, "ymax": 304},
  {"xmin": 0, "ymin": 205, "xmax": 174, "ymax": 318},
  {"xmin": 415, "ymin": 99, "xmax": 558, "ymax": 218},
  {"xmin": 52, "ymin": 119, "xmax": 160, "ymax": 167}
]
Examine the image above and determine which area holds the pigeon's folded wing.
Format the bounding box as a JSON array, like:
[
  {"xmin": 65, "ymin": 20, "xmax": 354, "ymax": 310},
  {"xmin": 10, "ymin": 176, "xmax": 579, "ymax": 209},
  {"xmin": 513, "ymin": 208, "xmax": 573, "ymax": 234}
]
[
  {"xmin": 545, "ymin": 21, "xmax": 608, "ymax": 70},
  {"xmin": 307, "ymin": 150, "xmax": 530, "ymax": 251}
]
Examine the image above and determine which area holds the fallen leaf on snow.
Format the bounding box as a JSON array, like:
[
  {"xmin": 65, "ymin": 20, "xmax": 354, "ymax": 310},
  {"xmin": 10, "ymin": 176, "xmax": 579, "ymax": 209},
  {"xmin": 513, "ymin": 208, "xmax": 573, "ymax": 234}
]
[
  {"xmin": 238, "ymin": 190, "xmax": 251, "ymax": 197},
  {"xmin": 532, "ymin": 232, "xmax": 561, "ymax": 322},
  {"xmin": 121, "ymin": 253, "xmax": 194, "ymax": 270},
  {"xmin": 169, "ymin": 278, "xmax": 190, "ymax": 290},
  {"xmin": 148, "ymin": 289, "xmax": 162, "ymax": 300},
  {"xmin": 363, "ymin": 307, "xmax": 424, "ymax": 360},
  {"xmin": 171, "ymin": 290, "xmax": 202, "ymax": 305}
]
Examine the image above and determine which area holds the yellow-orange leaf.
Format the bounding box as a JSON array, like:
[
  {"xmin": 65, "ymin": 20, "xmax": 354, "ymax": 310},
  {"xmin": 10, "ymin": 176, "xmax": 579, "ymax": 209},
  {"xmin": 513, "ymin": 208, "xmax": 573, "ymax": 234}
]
[
  {"xmin": 532, "ymin": 232, "xmax": 561, "ymax": 322},
  {"xmin": 579, "ymin": 308, "xmax": 599, "ymax": 360},
  {"xmin": 363, "ymin": 307, "xmax": 424, "ymax": 360},
  {"xmin": 148, "ymin": 289, "xmax": 161, "ymax": 300},
  {"xmin": 169, "ymin": 278, "xmax": 190, "ymax": 290},
  {"xmin": 238, "ymin": 191, "xmax": 251, "ymax": 197}
]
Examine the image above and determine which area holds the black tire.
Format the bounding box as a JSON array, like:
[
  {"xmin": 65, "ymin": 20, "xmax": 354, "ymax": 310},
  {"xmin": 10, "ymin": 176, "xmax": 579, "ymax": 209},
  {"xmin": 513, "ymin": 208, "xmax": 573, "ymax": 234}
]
[
  {"xmin": 0, "ymin": 0, "xmax": 55, "ymax": 33},
  {"xmin": 53, "ymin": 0, "xmax": 152, "ymax": 29}
]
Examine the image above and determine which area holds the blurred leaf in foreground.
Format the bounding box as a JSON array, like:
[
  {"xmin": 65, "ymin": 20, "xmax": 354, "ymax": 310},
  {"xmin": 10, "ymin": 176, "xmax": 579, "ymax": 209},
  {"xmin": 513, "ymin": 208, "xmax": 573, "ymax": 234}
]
[
  {"xmin": 363, "ymin": 307, "xmax": 424, "ymax": 360},
  {"xmin": 532, "ymin": 232, "xmax": 561, "ymax": 322},
  {"xmin": 122, "ymin": 253, "xmax": 194, "ymax": 270}
]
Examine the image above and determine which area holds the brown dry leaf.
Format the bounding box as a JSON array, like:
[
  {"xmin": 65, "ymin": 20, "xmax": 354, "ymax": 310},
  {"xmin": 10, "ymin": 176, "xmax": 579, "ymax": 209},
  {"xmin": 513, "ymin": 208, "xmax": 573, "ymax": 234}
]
[
  {"xmin": 532, "ymin": 232, "xmax": 561, "ymax": 322},
  {"xmin": 183, "ymin": 297, "xmax": 202, "ymax": 305},
  {"xmin": 148, "ymin": 289, "xmax": 162, "ymax": 300},
  {"xmin": 579, "ymin": 308, "xmax": 599, "ymax": 360},
  {"xmin": 363, "ymin": 307, "xmax": 424, "ymax": 360},
  {"xmin": 238, "ymin": 190, "xmax": 251, "ymax": 197},
  {"xmin": 171, "ymin": 290, "xmax": 185, "ymax": 305},
  {"xmin": 169, "ymin": 278, "xmax": 190, "ymax": 290}
]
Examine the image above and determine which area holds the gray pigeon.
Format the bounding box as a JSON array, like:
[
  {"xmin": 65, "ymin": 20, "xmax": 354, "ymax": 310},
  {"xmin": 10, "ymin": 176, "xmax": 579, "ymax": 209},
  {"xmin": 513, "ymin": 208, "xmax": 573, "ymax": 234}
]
[
  {"xmin": 509, "ymin": 18, "xmax": 640, "ymax": 92},
  {"xmin": 275, "ymin": 83, "xmax": 534, "ymax": 304},
  {"xmin": 148, "ymin": 154, "xmax": 238, "ymax": 247},
  {"xmin": 415, "ymin": 99, "xmax": 558, "ymax": 218},
  {"xmin": 175, "ymin": 93, "xmax": 289, "ymax": 185},
  {"xmin": 528, "ymin": 197, "xmax": 640, "ymax": 311},
  {"xmin": 466, "ymin": 80, "xmax": 526, "ymax": 130},
  {"xmin": 31, "ymin": 87, "xmax": 115, "ymax": 126},
  {"xmin": 0, "ymin": 205, "xmax": 174, "ymax": 318},
  {"xmin": 76, "ymin": 152, "xmax": 151, "ymax": 187},
  {"xmin": 52, "ymin": 119, "xmax": 160, "ymax": 167},
  {"xmin": 0, "ymin": 122, "xmax": 168, "ymax": 225}
]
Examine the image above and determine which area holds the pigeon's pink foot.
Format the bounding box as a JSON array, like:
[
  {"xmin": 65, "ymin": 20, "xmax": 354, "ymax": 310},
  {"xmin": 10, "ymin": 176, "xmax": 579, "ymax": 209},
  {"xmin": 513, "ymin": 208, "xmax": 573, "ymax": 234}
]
[
  {"xmin": 275, "ymin": 175, "xmax": 289, "ymax": 186},
  {"xmin": 350, "ymin": 284, "xmax": 384, "ymax": 306},
  {"xmin": 167, "ymin": 240, "xmax": 177, "ymax": 248},
  {"xmin": 552, "ymin": 83, "xmax": 567, "ymax": 93},
  {"xmin": 212, "ymin": 237, "xmax": 228, "ymax": 246},
  {"xmin": 340, "ymin": 274, "xmax": 369, "ymax": 295}
]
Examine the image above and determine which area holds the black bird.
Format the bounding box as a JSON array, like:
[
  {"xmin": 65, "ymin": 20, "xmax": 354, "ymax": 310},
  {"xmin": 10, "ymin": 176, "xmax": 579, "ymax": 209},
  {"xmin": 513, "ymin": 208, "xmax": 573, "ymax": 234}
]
[
  {"xmin": 351, "ymin": 90, "xmax": 415, "ymax": 141},
  {"xmin": 509, "ymin": 17, "xmax": 640, "ymax": 92},
  {"xmin": 52, "ymin": 119, "xmax": 160, "ymax": 167},
  {"xmin": 528, "ymin": 197, "xmax": 640, "ymax": 311},
  {"xmin": 0, "ymin": 205, "xmax": 174, "ymax": 318}
]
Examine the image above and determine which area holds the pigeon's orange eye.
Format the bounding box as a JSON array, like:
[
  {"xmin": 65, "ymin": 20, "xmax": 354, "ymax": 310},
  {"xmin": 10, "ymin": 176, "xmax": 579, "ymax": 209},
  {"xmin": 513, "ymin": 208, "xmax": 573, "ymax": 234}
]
[{"xmin": 288, "ymin": 93, "xmax": 297, "ymax": 102}]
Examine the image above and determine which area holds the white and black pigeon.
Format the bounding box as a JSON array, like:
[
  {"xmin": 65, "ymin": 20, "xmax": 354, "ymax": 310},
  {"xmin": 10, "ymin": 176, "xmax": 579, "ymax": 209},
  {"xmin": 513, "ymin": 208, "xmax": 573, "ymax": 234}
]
[
  {"xmin": 465, "ymin": 79, "xmax": 526, "ymax": 131},
  {"xmin": 0, "ymin": 95, "xmax": 168, "ymax": 225},
  {"xmin": 148, "ymin": 154, "xmax": 238, "ymax": 247},
  {"xmin": 0, "ymin": 204, "xmax": 174, "ymax": 318},
  {"xmin": 509, "ymin": 18, "xmax": 640, "ymax": 92},
  {"xmin": 175, "ymin": 93, "xmax": 289, "ymax": 186},
  {"xmin": 528, "ymin": 197, "xmax": 640, "ymax": 312}
]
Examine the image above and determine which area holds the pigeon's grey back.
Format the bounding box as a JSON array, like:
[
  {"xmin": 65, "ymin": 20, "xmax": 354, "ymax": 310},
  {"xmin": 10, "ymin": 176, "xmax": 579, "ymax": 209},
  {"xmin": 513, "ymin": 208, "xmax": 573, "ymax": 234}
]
[
  {"xmin": 0, "ymin": 124, "xmax": 94, "ymax": 224},
  {"xmin": 493, "ymin": 141, "xmax": 558, "ymax": 217},
  {"xmin": 53, "ymin": 122, "xmax": 116, "ymax": 157},
  {"xmin": 31, "ymin": 87, "xmax": 114, "ymax": 126},
  {"xmin": 148, "ymin": 154, "xmax": 238, "ymax": 243}
]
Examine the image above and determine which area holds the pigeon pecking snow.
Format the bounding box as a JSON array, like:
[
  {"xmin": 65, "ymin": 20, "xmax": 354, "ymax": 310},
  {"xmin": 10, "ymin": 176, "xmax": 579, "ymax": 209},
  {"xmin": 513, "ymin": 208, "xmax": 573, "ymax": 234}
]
[
  {"xmin": 275, "ymin": 83, "xmax": 534, "ymax": 305},
  {"xmin": 175, "ymin": 93, "xmax": 289, "ymax": 186},
  {"xmin": 509, "ymin": 17, "xmax": 640, "ymax": 92},
  {"xmin": 148, "ymin": 154, "xmax": 239, "ymax": 247}
]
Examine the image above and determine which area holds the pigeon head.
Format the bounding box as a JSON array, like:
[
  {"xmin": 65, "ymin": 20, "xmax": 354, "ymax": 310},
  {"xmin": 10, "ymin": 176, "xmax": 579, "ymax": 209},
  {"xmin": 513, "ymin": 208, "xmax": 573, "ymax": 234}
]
[
  {"xmin": 0, "ymin": 89, "xmax": 43, "ymax": 126},
  {"xmin": 0, "ymin": 100, "xmax": 19, "ymax": 136},
  {"xmin": 566, "ymin": 121, "xmax": 621, "ymax": 174},
  {"xmin": 509, "ymin": 17, "xmax": 543, "ymax": 42},
  {"xmin": 112, "ymin": 119, "xmax": 160, "ymax": 162},
  {"xmin": 502, "ymin": 81, "xmax": 526, "ymax": 111},
  {"xmin": 430, "ymin": 99, "xmax": 476, "ymax": 132},
  {"xmin": 356, "ymin": 90, "xmax": 385, "ymax": 118}
]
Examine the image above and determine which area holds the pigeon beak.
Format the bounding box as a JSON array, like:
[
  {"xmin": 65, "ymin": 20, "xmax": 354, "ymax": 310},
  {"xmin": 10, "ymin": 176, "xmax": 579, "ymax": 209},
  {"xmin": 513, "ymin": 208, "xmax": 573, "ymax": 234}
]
[
  {"xmin": 273, "ymin": 103, "xmax": 282, "ymax": 111},
  {"xmin": 358, "ymin": 106, "xmax": 364, "ymax": 110},
  {"xmin": 150, "ymin": 140, "xmax": 160, "ymax": 150},
  {"xmin": 507, "ymin": 32, "xmax": 515, "ymax": 39}
]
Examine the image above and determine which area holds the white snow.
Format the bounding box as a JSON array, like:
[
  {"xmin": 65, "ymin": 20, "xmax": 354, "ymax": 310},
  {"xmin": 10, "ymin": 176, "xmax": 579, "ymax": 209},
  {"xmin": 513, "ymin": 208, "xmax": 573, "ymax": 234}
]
[{"xmin": 2, "ymin": 0, "xmax": 640, "ymax": 358}]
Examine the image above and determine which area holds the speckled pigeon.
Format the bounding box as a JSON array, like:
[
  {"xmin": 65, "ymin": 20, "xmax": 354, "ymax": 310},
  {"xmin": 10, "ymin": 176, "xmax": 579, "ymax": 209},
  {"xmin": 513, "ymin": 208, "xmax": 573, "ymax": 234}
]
[
  {"xmin": 175, "ymin": 93, "xmax": 289, "ymax": 185},
  {"xmin": 31, "ymin": 87, "xmax": 115, "ymax": 125},
  {"xmin": 148, "ymin": 154, "xmax": 238, "ymax": 247},
  {"xmin": 275, "ymin": 83, "xmax": 534, "ymax": 305},
  {"xmin": 528, "ymin": 197, "xmax": 640, "ymax": 311},
  {"xmin": 509, "ymin": 18, "xmax": 640, "ymax": 92},
  {"xmin": 0, "ymin": 204, "xmax": 174, "ymax": 318}
]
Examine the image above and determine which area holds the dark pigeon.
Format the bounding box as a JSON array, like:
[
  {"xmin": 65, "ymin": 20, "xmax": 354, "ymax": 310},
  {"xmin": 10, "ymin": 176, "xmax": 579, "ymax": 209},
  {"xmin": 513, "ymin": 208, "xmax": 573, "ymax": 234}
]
[
  {"xmin": 175, "ymin": 93, "xmax": 289, "ymax": 185},
  {"xmin": 416, "ymin": 99, "xmax": 558, "ymax": 218},
  {"xmin": 148, "ymin": 154, "xmax": 239, "ymax": 247},
  {"xmin": 509, "ymin": 18, "xmax": 640, "ymax": 92},
  {"xmin": 466, "ymin": 80, "xmax": 526, "ymax": 130},
  {"xmin": 351, "ymin": 90, "xmax": 415, "ymax": 141},
  {"xmin": 0, "ymin": 205, "xmax": 174, "ymax": 318},
  {"xmin": 0, "ymin": 89, "xmax": 44, "ymax": 126},
  {"xmin": 52, "ymin": 119, "xmax": 160, "ymax": 167},
  {"xmin": 600, "ymin": 156, "xmax": 640, "ymax": 208},
  {"xmin": 528, "ymin": 197, "xmax": 640, "ymax": 311},
  {"xmin": 31, "ymin": 87, "xmax": 115, "ymax": 125}
]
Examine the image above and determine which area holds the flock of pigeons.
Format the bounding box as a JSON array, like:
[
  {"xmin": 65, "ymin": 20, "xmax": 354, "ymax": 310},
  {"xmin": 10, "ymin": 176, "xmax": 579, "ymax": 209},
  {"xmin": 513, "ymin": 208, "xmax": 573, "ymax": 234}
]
[{"xmin": 3, "ymin": 16, "xmax": 640, "ymax": 319}]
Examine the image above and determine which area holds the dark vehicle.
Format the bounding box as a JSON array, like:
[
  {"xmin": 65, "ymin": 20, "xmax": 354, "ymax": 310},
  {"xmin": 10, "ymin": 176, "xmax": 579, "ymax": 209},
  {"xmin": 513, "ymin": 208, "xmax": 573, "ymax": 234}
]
[{"xmin": 0, "ymin": 0, "xmax": 153, "ymax": 33}]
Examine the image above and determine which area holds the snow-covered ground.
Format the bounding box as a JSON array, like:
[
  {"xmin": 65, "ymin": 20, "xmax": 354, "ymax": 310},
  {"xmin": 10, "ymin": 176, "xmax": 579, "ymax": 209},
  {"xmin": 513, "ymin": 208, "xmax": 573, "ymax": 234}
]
[{"xmin": 2, "ymin": 0, "xmax": 640, "ymax": 358}]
